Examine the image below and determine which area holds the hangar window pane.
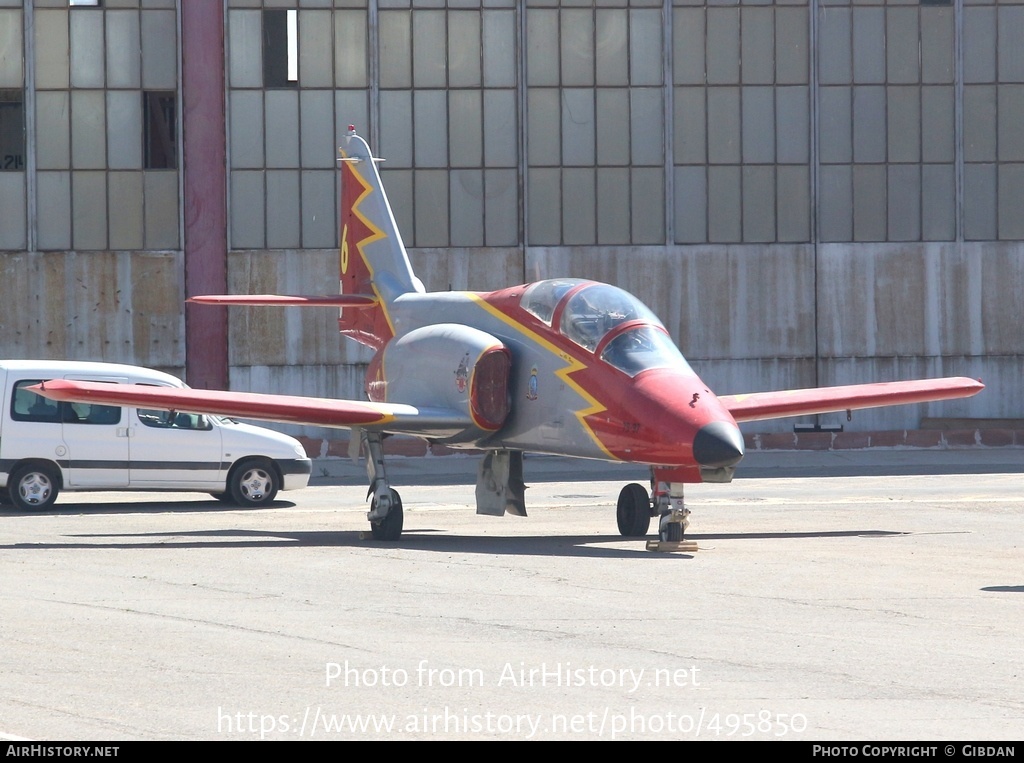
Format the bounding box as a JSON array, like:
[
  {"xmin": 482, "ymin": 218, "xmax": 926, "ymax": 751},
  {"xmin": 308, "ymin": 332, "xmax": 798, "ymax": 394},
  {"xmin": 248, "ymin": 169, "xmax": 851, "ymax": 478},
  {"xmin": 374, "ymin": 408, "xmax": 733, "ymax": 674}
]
[
  {"xmin": 630, "ymin": 88, "xmax": 663, "ymax": 167},
  {"xmin": 674, "ymin": 166, "xmax": 707, "ymax": 244},
  {"xmin": 887, "ymin": 165, "xmax": 921, "ymax": 242},
  {"xmin": 37, "ymin": 171, "xmax": 72, "ymax": 250},
  {"xmin": 560, "ymin": 9, "xmax": 594, "ymax": 87},
  {"xmin": 562, "ymin": 167, "xmax": 595, "ymax": 245},
  {"xmin": 71, "ymin": 89, "xmax": 106, "ymax": 170},
  {"xmin": 69, "ymin": 8, "xmax": 104, "ymax": 89},
  {"xmin": 106, "ymin": 10, "xmax": 141, "ymax": 89},
  {"xmin": 450, "ymin": 169, "xmax": 484, "ymax": 247},
  {"xmin": 852, "ymin": 165, "xmax": 887, "ymax": 242},
  {"xmin": 963, "ymin": 163, "xmax": 996, "ymax": 241},
  {"xmin": 35, "ymin": 10, "xmax": 70, "ymax": 90},
  {"xmin": 143, "ymin": 91, "xmax": 176, "ymax": 169},
  {"xmin": 72, "ymin": 170, "xmax": 107, "ymax": 249},
  {"xmin": 298, "ymin": 10, "xmax": 332, "ymax": 88},
  {"xmin": 484, "ymin": 90, "xmax": 517, "ymax": 168},
  {"xmin": 141, "ymin": 9, "xmax": 177, "ymax": 90},
  {"xmin": 526, "ymin": 10, "xmax": 558, "ymax": 87},
  {"xmin": 265, "ymin": 90, "xmax": 299, "ymax": 168},
  {"xmin": 597, "ymin": 89, "xmax": 630, "ymax": 166},
  {"xmin": 448, "ymin": 12, "xmax": 480, "ymax": 88},
  {"xmin": 0, "ymin": 10, "xmax": 24, "ymax": 87},
  {"xmin": 561, "ymin": 89, "xmax": 595, "ymax": 167},
  {"xmin": 107, "ymin": 90, "xmax": 143, "ymax": 170},
  {"xmin": 266, "ymin": 169, "xmax": 300, "ymax": 248},
  {"xmin": 741, "ymin": 86, "xmax": 775, "ymax": 164},
  {"xmin": 379, "ymin": 11, "xmax": 411, "ymax": 88},
  {"xmin": 414, "ymin": 169, "xmax": 449, "ymax": 247},
  {"xmin": 0, "ymin": 90, "xmax": 24, "ymax": 171},
  {"xmin": 597, "ymin": 167, "xmax": 630, "ymax": 245},
  {"xmin": 484, "ymin": 168, "xmax": 517, "ymax": 247},
  {"xmin": 299, "ymin": 89, "xmax": 334, "ymax": 168},
  {"xmin": 776, "ymin": 166, "xmax": 810, "ymax": 244},
  {"xmin": 819, "ymin": 165, "xmax": 853, "ymax": 243},
  {"xmin": 595, "ymin": 10, "xmax": 627, "ymax": 87},
  {"xmin": 413, "ymin": 10, "xmax": 446, "ymax": 88},
  {"xmin": 333, "ymin": 11, "xmax": 368, "ymax": 88},
  {"xmin": 263, "ymin": 9, "xmax": 298, "ymax": 89},
  {"xmin": 631, "ymin": 167, "xmax": 664, "ymax": 245},
  {"xmin": 109, "ymin": 171, "xmax": 144, "ymax": 250},
  {"xmin": 482, "ymin": 11, "xmax": 515, "ymax": 88},
  {"xmin": 449, "ymin": 90, "xmax": 482, "ymax": 167},
  {"xmin": 742, "ymin": 165, "xmax": 775, "ymax": 243},
  {"xmin": 921, "ymin": 164, "xmax": 955, "ymax": 242},
  {"xmin": 527, "ymin": 167, "xmax": 560, "ymax": 245},
  {"xmin": 143, "ymin": 170, "xmax": 179, "ymax": 249},
  {"xmin": 301, "ymin": 170, "xmax": 336, "ymax": 248},
  {"xmin": 630, "ymin": 9, "xmax": 662, "ymax": 87},
  {"xmin": 0, "ymin": 172, "xmax": 25, "ymax": 249}
]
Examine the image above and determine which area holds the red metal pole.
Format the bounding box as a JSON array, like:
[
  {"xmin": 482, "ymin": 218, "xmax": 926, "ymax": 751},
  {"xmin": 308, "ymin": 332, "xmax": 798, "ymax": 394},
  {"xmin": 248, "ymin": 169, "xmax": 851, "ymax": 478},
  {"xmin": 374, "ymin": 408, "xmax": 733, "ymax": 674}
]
[{"xmin": 181, "ymin": 2, "xmax": 228, "ymax": 390}]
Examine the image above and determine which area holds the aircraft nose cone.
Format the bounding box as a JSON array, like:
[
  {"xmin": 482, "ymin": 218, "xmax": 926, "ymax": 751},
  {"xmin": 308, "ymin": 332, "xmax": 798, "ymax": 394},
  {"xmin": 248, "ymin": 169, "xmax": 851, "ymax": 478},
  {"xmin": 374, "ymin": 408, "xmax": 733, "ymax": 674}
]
[{"xmin": 693, "ymin": 421, "xmax": 745, "ymax": 468}]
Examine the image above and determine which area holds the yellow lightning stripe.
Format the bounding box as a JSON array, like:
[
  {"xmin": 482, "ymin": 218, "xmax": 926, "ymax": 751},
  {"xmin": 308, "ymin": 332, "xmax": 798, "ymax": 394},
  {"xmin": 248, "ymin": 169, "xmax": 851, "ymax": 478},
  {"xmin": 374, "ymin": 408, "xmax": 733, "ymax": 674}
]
[
  {"xmin": 339, "ymin": 150, "xmax": 397, "ymax": 338},
  {"xmin": 468, "ymin": 294, "xmax": 618, "ymax": 461}
]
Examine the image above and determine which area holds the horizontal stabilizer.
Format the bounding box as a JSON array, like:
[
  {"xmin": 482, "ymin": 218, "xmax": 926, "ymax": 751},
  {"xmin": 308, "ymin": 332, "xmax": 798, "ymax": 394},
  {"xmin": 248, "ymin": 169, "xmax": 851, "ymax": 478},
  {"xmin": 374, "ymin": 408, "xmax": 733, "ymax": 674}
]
[
  {"xmin": 30, "ymin": 380, "xmax": 472, "ymax": 439},
  {"xmin": 720, "ymin": 377, "xmax": 984, "ymax": 423},
  {"xmin": 188, "ymin": 294, "xmax": 378, "ymax": 307}
]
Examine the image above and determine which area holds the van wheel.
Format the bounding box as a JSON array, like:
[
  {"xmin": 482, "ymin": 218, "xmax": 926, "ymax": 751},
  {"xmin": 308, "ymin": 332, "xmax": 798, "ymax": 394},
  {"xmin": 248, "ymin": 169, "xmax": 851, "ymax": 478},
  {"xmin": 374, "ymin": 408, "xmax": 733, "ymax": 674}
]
[
  {"xmin": 228, "ymin": 459, "xmax": 279, "ymax": 507},
  {"xmin": 0, "ymin": 488, "xmax": 11, "ymax": 506},
  {"xmin": 9, "ymin": 464, "xmax": 60, "ymax": 512}
]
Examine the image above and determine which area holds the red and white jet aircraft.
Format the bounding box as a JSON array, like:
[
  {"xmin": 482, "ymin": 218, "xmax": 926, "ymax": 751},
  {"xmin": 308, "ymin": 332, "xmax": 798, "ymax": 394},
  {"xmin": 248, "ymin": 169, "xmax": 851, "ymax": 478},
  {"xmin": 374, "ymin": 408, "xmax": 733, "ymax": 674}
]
[{"xmin": 35, "ymin": 128, "xmax": 984, "ymax": 542}]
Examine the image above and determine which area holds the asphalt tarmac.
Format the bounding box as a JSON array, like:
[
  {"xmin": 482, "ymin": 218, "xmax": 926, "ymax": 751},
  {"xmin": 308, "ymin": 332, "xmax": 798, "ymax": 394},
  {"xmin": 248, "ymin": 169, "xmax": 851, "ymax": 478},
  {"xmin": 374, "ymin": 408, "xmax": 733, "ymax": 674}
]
[{"xmin": 1, "ymin": 450, "xmax": 1021, "ymax": 740}]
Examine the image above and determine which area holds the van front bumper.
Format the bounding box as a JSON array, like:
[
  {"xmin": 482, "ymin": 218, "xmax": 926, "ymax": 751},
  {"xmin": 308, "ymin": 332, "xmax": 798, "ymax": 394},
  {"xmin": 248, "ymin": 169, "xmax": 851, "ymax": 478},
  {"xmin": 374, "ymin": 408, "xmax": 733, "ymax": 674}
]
[{"xmin": 277, "ymin": 458, "xmax": 312, "ymax": 491}]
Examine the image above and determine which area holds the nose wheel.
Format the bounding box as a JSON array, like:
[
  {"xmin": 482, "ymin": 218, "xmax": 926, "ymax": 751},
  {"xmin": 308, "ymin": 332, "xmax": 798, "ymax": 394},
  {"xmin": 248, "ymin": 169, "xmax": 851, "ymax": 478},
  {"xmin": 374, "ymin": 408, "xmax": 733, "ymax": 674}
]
[{"xmin": 616, "ymin": 483, "xmax": 652, "ymax": 537}]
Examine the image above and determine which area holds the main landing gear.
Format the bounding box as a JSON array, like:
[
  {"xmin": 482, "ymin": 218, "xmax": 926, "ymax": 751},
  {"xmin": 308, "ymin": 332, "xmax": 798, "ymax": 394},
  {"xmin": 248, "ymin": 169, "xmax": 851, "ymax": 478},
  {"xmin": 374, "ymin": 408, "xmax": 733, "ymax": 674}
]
[{"xmin": 616, "ymin": 472, "xmax": 694, "ymax": 549}]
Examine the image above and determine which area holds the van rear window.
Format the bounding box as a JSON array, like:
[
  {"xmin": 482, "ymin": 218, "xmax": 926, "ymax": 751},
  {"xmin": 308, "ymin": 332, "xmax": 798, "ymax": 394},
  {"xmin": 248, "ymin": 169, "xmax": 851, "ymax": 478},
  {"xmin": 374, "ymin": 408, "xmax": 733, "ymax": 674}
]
[{"xmin": 11, "ymin": 380, "xmax": 121, "ymax": 425}]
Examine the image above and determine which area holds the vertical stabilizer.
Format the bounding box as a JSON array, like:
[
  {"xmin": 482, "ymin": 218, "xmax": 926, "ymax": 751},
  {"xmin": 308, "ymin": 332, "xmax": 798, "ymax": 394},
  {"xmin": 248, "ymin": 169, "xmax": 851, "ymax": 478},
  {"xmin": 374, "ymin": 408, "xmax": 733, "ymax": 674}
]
[{"xmin": 338, "ymin": 127, "xmax": 423, "ymax": 350}]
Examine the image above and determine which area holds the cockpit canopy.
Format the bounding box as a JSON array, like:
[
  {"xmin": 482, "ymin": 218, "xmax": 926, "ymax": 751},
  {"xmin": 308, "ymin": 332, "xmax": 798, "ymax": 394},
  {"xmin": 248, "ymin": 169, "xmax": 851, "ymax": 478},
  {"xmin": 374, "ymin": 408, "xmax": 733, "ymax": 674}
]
[{"xmin": 520, "ymin": 279, "xmax": 691, "ymax": 377}]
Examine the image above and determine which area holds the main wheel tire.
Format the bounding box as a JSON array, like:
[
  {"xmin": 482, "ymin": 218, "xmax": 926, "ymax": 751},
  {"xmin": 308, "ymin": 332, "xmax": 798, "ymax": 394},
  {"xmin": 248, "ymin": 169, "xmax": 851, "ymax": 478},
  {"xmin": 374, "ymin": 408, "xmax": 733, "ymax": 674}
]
[
  {"xmin": 9, "ymin": 464, "xmax": 60, "ymax": 512},
  {"xmin": 227, "ymin": 459, "xmax": 279, "ymax": 507},
  {"xmin": 0, "ymin": 487, "xmax": 11, "ymax": 506},
  {"xmin": 370, "ymin": 489, "xmax": 404, "ymax": 541},
  {"xmin": 616, "ymin": 483, "xmax": 652, "ymax": 537},
  {"xmin": 660, "ymin": 517, "xmax": 683, "ymax": 543}
]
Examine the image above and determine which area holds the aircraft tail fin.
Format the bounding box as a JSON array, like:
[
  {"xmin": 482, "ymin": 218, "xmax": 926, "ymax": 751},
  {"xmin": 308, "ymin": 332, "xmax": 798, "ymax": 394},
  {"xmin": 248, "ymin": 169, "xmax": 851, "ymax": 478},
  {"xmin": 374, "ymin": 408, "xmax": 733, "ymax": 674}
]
[{"xmin": 338, "ymin": 127, "xmax": 423, "ymax": 350}]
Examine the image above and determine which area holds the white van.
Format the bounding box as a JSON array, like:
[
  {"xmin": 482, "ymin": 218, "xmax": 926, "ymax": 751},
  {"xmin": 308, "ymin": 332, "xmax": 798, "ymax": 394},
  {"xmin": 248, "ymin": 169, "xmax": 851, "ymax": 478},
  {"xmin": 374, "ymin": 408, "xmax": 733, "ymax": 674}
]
[{"xmin": 0, "ymin": 360, "xmax": 311, "ymax": 511}]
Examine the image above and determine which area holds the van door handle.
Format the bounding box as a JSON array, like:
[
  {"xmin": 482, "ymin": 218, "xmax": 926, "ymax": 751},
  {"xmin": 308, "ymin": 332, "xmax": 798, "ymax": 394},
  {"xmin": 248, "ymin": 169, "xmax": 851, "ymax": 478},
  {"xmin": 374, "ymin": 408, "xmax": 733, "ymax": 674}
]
[{"xmin": 117, "ymin": 427, "xmax": 134, "ymax": 438}]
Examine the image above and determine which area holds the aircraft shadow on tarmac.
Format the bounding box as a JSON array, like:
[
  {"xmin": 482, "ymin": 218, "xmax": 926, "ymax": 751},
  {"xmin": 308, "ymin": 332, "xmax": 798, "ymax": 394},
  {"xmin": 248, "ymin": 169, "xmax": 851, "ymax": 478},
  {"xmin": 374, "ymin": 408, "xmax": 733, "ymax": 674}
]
[
  {"xmin": 0, "ymin": 499, "xmax": 297, "ymax": 516},
  {"xmin": 1, "ymin": 527, "xmax": 912, "ymax": 560},
  {"xmin": 980, "ymin": 585, "xmax": 1024, "ymax": 593}
]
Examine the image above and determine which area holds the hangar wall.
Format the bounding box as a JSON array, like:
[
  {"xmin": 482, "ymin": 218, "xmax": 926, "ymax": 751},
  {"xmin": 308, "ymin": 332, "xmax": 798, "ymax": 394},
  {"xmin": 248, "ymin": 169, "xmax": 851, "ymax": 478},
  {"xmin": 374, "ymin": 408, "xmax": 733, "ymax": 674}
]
[{"xmin": 1, "ymin": 0, "xmax": 1021, "ymax": 439}]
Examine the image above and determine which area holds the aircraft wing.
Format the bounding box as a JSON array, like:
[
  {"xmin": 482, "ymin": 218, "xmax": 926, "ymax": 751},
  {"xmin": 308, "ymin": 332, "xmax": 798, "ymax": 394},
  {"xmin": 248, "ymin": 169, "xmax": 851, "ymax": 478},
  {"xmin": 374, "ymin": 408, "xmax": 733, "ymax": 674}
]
[
  {"xmin": 30, "ymin": 380, "xmax": 471, "ymax": 438},
  {"xmin": 188, "ymin": 294, "xmax": 377, "ymax": 307},
  {"xmin": 719, "ymin": 377, "xmax": 984, "ymax": 423}
]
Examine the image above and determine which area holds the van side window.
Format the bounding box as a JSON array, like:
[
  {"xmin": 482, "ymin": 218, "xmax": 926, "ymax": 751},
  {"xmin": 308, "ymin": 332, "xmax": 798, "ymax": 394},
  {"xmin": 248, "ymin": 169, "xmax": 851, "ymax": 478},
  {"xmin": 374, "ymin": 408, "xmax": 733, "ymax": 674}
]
[
  {"xmin": 138, "ymin": 409, "xmax": 212, "ymax": 431},
  {"xmin": 11, "ymin": 379, "xmax": 121, "ymax": 425},
  {"xmin": 11, "ymin": 380, "xmax": 60, "ymax": 422}
]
